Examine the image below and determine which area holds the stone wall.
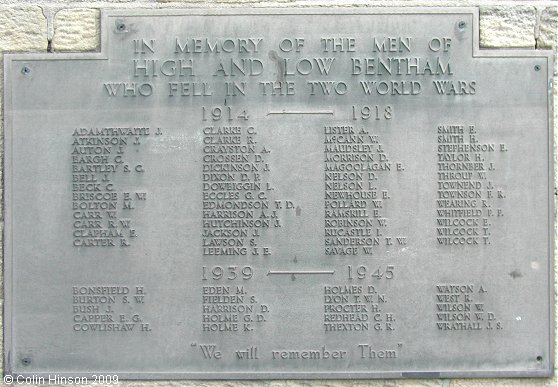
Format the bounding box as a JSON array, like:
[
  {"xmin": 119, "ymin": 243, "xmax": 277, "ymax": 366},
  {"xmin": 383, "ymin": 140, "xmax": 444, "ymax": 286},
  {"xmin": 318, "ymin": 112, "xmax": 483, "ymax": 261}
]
[{"xmin": 0, "ymin": 1, "xmax": 556, "ymax": 387}]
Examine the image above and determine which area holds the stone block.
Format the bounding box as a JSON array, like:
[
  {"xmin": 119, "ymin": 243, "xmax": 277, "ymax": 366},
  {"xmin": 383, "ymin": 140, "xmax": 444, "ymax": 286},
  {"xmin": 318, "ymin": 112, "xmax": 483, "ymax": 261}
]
[
  {"xmin": 53, "ymin": 8, "xmax": 100, "ymax": 52},
  {"xmin": 538, "ymin": 6, "xmax": 558, "ymax": 50},
  {"xmin": 480, "ymin": 6, "xmax": 536, "ymax": 48},
  {"xmin": 0, "ymin": 6, "xmax": 47, "ymax": 52}
]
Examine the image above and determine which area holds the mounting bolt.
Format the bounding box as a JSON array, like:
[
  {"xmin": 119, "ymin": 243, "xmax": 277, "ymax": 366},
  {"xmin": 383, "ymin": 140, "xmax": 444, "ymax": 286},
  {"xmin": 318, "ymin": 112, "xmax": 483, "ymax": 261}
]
[
  {"xmin": 21, "ymin": 66, "xmax": 31, "ymax": 75},
  {"xmin": 534, "ymin": 64, "xmax": 541, "ymax": 71},
  {"xmin": 458, "ymin": 21, "xmax": 466, "ymax": 30},
  {"xmin": 116, "ymin": 21, "xmax": 126, "ymax": 32},
  {"xmin": 21, "ymin": 358, "xmax": 31, "ymax": 366}
]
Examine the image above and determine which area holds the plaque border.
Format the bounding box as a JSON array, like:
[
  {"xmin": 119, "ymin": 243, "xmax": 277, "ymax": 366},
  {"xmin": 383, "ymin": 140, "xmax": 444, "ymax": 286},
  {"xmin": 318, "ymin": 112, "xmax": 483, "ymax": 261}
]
[{"xmin": 3, "ymin": 7, "xmax": 555, "ymax": 380}]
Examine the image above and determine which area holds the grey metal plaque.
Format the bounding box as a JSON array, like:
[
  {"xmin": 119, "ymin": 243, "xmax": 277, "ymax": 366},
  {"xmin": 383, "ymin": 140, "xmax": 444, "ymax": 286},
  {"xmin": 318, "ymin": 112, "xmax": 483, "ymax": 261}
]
[{"xmin": 3, "ymin": 8, "xmax": 554, "ymax": 380}]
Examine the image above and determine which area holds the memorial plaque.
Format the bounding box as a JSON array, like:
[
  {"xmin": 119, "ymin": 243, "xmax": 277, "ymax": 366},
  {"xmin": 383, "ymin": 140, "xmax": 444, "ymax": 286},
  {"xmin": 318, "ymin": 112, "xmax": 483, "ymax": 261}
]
[{"xmin": 3, "ymin": 8, "xmax": 554, "ymax": 379}]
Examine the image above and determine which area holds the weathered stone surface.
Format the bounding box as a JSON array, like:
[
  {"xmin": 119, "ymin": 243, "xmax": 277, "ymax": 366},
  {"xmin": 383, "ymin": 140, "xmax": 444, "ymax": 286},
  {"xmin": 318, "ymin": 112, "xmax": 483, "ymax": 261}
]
[
  {"xmin": 538, "ymin": 6, "xmax": 558, "ymax": 50},
  {"xmin": 452, "ymin": 378, "xmax": 558, "ymax": 387},
  {"xmin": 53, "ymin": 8, "xmax": 100, "ymax": 52},
  {"xmin": 281, "ymin": 381, "xmax": 443, "ymax": 387},
  {"xmin": 156, "ymin": 0, "xmax": 293, "ymax": 3},
  {"xmin": 0, "ymin": 6, "xmax": 46, "ymax": 52},
  {"xmin": 480, "ymin": 6, "xmax": 536, "ymax": 48},
  {"xmin": 157, "ymin": 0, "xmax": 207, "ymax": 3}
]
